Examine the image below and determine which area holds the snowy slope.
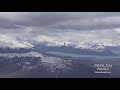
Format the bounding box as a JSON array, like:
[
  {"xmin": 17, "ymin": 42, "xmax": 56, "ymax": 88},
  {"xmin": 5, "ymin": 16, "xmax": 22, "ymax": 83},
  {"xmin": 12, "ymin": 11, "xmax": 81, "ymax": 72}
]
[
  {"xmin": 0, "ymin": 39, "xmax": 33, "ymax": 49},
  {"xmin": 46, "ymin": 40, "xmax": 120, "ymax": 51},
  {"xmin": 0, "ymin": 51, "xmax": 72, "ymax": 71},
  {"xmin": 0, "ymin": 37, "xmax": 119, "ymax": 52},
  {"xmin": 45, "ymin": 40, "xmax": 106, "ymax": 52}
]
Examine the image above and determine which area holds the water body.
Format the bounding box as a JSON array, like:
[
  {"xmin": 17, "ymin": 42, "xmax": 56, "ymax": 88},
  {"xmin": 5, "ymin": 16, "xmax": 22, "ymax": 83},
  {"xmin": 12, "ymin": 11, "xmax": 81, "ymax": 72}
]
[
  {"xmin": 46, "ymin": 51, "xmax": 120, "ymax": 60},
  {"xmin": 111, "ymin": 51, "xmax": 120, "ymax": 55}
]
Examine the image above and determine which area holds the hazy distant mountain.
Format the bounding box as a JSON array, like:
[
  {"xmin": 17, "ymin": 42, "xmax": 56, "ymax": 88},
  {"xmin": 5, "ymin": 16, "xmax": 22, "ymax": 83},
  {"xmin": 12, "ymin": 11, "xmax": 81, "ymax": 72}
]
[
  {"xmin": 31, "ymin": 40, "xmax": 117, "ymax": 56},
  {"xmin": 0, "ymin": 38, "xmax": 119, "ymax": 55}
]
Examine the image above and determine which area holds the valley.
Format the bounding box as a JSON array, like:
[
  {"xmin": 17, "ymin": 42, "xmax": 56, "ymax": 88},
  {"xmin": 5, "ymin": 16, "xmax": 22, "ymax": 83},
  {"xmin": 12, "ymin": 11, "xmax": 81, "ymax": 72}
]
[{"xmin": 0, "ymin": 38, "xmax": 120, "ymax": 78}]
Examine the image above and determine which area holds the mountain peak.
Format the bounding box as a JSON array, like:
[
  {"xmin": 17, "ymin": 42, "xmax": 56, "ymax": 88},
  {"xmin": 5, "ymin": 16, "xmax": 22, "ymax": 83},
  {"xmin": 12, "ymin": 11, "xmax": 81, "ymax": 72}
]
[{"xmin": 15, "ymin": 37, "xmax": 23, "ymax": 42}]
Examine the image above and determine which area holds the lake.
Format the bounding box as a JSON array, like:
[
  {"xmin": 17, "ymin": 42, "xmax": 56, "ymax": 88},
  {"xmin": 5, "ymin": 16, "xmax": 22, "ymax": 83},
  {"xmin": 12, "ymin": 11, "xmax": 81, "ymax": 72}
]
[
  {"xmin": 111, "ymin": 51, "xmax": 120, "ymax": 55},
  {"xmin": 46, "ymin": 51, "xmax": 120, "ymax": 60}
]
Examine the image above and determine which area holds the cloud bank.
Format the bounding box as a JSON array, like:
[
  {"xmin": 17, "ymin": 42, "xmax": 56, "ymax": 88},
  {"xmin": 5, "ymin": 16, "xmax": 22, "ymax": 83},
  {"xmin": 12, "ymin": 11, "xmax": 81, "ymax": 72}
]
[{"xmin": 0, "ymin": 12, "xmax": 120, "ymax": 44}]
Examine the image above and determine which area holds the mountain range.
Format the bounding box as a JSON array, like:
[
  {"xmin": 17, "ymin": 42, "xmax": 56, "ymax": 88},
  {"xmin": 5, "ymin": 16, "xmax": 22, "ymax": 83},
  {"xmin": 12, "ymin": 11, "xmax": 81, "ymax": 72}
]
[
  {"xmin": 0, "ymin": 37, "xmax": 120, "ymax": 78},
  {"xmin": 0, "ymin": 37, "xmax": 120, "ymax": 56}
]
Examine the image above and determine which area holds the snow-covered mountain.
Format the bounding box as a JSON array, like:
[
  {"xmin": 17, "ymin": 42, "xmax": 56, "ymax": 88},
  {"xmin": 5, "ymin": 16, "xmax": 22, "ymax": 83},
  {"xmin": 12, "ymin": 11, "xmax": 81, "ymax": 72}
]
[
  {"xmin": 0, "ymin": 37, "xmax": 33, "ymax": 49},
  {"xmin": 47, "ymin": 41, "xmax": 63, "ymax": 47},
  {"xmin": 76, "ymin": 42, "xmax": 105, "ymax": 52},
  {"xmin": 43, "ymin": 40, "xmax": 106, "ymax": 52},
  {"xmin": 1, "ymin": 37, "xmax": 120, "ymax": 53},
  {"xmin": 43, "ymin": 40, "xmax": 120, "ymax": 52}
]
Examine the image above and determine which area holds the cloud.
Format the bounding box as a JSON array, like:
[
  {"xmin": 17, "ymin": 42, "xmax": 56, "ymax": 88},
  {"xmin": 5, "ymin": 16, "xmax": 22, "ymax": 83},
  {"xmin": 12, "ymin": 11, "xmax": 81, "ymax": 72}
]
[
  {"xmin": 51, "ymin": 16, "xmax": 120, "ymax": 31},
  {"xmin": 1, "ymin": 12, "xmax": 120, "ymax": 30},
  {"xmin": 0, "ymin": 12, "xmax": 120, "ymax": 43},
  {"xmin": 0, "ymin": 34, "xmax": 15, "ymax": 41},
  {"xmin": 0, "ymin": 12, "xmax": 77, "ymax": 28},
  {"xmin": 35, "ymin": 35, "xmax": 57, "ymax": 42},
  {"xmin": 0, "ymin": 18, "xmax": 22, "ymax": 29}
]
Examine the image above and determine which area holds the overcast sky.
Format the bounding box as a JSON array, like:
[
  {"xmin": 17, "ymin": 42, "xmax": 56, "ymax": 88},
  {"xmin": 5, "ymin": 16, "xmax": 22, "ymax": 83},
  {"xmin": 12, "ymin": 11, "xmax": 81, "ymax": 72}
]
[{"xmin": 0, "ymin": 12, "xmax": 120, "ymax": 44}]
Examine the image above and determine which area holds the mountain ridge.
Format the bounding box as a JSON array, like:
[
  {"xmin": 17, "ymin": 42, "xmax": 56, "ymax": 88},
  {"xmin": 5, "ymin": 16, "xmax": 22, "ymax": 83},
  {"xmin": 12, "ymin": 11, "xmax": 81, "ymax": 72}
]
[{"xmin": 0, "ymin": 37, "xmax": 120, "ymax": 56}]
